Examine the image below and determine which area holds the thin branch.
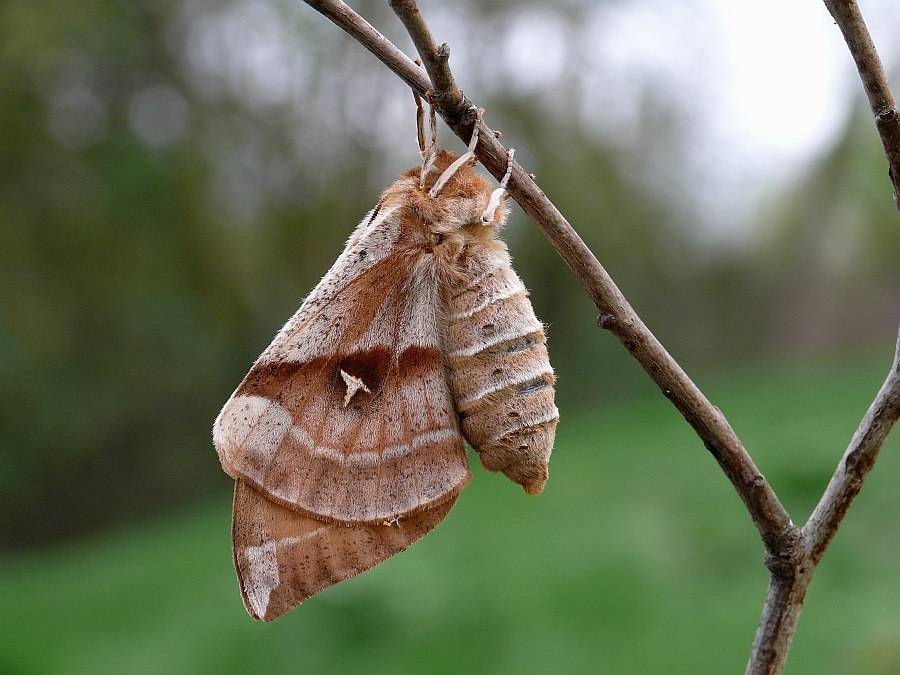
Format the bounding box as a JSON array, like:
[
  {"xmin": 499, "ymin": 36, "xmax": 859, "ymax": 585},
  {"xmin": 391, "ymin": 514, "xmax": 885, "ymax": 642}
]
[
  {"xmin": 302, "ymin": 0, "xmax": 793, "ymax": 548},
  {"xmin": 823, "ymin": 0, "xmax": 900, "ymax": 213},
  {"xmin": 805, "ymin": 3, "xmax": 900, "ymax": 536},
  {"xmin": 805, "ymin": 338, "xmax": 900, "ymax": 561},
  {"xmin": 389, "ymin": 0, "xmax": 467, "ymax": 120}
]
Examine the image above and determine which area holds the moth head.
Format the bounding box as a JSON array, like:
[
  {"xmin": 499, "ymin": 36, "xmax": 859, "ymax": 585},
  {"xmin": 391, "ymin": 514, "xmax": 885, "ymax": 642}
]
[{"xmin": 400, "ymin": 148, "xmax": 510, "ymax": 234}]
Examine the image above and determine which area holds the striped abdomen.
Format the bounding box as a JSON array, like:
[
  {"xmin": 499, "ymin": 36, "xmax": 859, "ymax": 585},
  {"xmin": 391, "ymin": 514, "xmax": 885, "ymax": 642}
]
[{"xmin": 446, "ymin": 243, "xmax": 558, "ymax": 495}]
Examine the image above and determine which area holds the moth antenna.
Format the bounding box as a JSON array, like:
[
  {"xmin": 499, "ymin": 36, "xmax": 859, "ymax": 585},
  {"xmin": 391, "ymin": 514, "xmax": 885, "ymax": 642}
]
[
  {"xmin": 429, "ymin": 100, "xmax": 437, "ymax": 148},
  {"xmin": 481, "ymin": 148, "xmax": 515, "ymax": 224},
  {"xmin": 429, "ymin": 108, "xmax": 482, "ymax": 198},
  {"xmin": 419, "ymin": 102, "xmax": 439, "ymax": 188},
  {"xmin": 413, "ymin": 90, "xmax": 426, "ymax": 154}
]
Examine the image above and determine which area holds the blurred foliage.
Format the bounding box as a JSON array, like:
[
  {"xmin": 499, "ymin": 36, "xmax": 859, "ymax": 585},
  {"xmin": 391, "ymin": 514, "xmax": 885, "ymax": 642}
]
[
  {"xmin": 749, "ymin": 102, "xmax": 900, "ymax": 354},
  {"xmin": 0, "ymin": 0, "xmax": 236, "ymax": 546},
  {"xmin": 0, "ymin": 0, "xmax": 381, "ymax": 547},
  {"xmin": 0, "ymin": 0, "xmax": 898, "ymax": 554}
]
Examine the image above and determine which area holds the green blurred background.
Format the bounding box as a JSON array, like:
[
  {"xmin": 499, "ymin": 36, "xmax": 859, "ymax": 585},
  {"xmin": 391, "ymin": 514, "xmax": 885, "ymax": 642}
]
[{"xmin": 2, "ymin": 0, "xmax": 900, "ymax": 672}]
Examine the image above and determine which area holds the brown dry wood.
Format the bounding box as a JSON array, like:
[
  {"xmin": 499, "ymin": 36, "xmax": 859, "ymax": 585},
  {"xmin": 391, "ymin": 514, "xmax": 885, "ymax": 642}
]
[
  {"xmin": 823, "ymin": 0, "xmax": 900, "ymax": 208},
  {"xmin": 300, "ymin": 1, "xmax": 900, "ymax": 674}
]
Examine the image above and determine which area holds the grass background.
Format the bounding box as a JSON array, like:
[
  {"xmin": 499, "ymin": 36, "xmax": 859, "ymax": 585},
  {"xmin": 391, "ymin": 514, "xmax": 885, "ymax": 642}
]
[{"xmin": 2, "ymin": 352, "xmax": 899, "ymax": 675}]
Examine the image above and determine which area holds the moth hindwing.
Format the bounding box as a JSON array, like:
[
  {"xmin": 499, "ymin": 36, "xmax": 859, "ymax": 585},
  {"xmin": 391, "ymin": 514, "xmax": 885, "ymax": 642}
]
[{"xmin": 213, "ymin": 147, "xmax": 557, "ymax": 621}]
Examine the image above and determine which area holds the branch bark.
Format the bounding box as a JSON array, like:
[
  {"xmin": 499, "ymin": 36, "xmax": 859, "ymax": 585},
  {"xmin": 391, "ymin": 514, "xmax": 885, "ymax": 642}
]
[
  {"xmin": 388, "ymin": 0, "xmax": 467, "ymax": 120},
  {"xmin": 805, "ymin": 340, "xmax": 900, "ymax": 562},
  {"xmin": 301, "ymin": 1, "xmax": 900, "ymax": 674},
  {"xmin": 823, "ymin": 0, "xmax": 900, "ymax": 213}
]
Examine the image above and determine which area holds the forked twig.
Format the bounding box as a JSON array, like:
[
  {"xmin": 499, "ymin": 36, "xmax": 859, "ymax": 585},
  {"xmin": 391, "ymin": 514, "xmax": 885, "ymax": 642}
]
[
  {"xmin": 747, "ymin": 3, "xmax": 900, "ymax": 671},
  {"xmin": 300, "ymin": 1, "xmax": 900, "ymax": 673}
]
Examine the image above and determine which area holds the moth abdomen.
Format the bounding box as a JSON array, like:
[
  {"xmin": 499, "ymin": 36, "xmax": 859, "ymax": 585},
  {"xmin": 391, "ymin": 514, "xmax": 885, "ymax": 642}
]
[
  {"xmin": 449, "ymin": 332, "xmax": 552, "ymax": 409},
  {"xmin": 446, "ymin": 248, "xmax": 558, "ymax": 495},
  {"xmin": 451, "ymin": 348, "xmax": 557, "ymax": 494}
]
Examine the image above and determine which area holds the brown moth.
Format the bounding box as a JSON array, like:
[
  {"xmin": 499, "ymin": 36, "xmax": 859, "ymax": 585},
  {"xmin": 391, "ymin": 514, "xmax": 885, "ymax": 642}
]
[{"xmin": 213, "ymin": 117, "xmax": 558, "ymax": 621}]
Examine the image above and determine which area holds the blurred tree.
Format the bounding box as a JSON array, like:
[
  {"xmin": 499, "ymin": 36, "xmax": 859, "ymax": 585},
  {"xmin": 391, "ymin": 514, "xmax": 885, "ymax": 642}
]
[
  {"xmin": 751, "ymin": 100, "xmax": 900, "ymax": 355},
  {"xmin": 0, "ymin": 0, "xmax": 242, "ymax": 548},
  {"xmin": 660, "ymin": 99, "xmax": 900, "ymax": 364},
  {"xmin": 0, "ymin": 0, "xmax": 446, "ymax": 549}
]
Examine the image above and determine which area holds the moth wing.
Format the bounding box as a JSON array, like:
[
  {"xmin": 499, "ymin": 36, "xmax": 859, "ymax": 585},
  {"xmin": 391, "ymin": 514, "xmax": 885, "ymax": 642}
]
[
  {"xmin": 214, "ymin": 206, "xmax": 470, "ymax": 524},
  {"xmin": 232, "ymin": 478, "xmax": 457, "ymax": 621}
]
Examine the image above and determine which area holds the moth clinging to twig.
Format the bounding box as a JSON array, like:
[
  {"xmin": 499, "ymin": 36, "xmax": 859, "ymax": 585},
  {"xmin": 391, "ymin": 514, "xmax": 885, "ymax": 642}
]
[{"xmin": 213, "ymin": 102, "xmax": 558, "ymax": 621}]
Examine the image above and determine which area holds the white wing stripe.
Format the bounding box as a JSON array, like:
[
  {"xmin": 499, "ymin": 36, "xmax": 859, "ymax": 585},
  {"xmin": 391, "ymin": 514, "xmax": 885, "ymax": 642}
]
[{"xmin": 380, "ymin": 428, "xmax": 460, "ymax": 461}]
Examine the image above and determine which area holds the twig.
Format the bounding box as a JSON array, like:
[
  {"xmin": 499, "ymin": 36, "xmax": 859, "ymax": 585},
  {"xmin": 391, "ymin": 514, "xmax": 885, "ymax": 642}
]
[
  {"xmin": 304, "ymin": 0, "xmax": 793, "ymax": 547},
  {"xmin": 805, "ymin": 341, "xmax": 900, "ymax": 562},
  {"xmin": 389, "ymin": 0, "xmax": 467, "ymax": 120},
  {"xmin": 823, "ymin": 0, "xmax": 900, "ymax": 213}
]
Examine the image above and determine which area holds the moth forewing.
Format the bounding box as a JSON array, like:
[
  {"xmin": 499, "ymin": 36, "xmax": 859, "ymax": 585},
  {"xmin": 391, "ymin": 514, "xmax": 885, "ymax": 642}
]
[
  {"xmin": 214, "ymin": 146, "xmax": 557, "ymax": 620},
  {"xmin": 214, "ymin": 206, "xmax": 471, "ymax": 524}
]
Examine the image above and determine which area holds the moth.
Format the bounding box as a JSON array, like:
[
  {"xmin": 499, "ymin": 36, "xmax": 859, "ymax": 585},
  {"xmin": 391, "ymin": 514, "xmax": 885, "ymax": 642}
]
[{"xmin": 213, "ymin": 109, "xmax": 558, "ymax": 621}]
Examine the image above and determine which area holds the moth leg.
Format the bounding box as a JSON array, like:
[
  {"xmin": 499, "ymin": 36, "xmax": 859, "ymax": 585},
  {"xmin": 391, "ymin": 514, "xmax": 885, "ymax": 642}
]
[
  {"xmin": 413, "ymin": 89, "xmax": 426, "ymax": 154},
  {"xmin": 481, "ymin": 148, "xmax": 516, "ymax": 224}
]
